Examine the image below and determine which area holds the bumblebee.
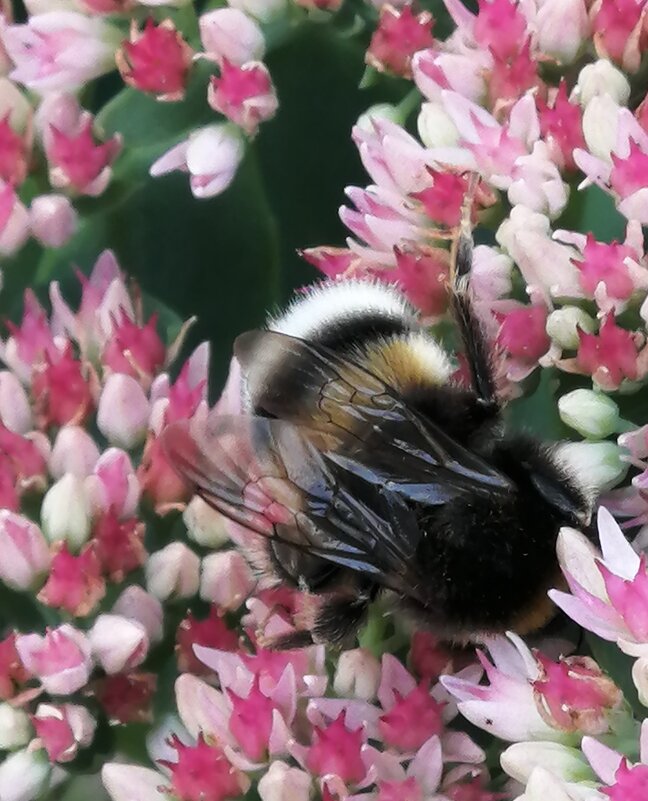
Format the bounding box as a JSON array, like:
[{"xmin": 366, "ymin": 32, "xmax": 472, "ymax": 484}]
[{"xmin": 163, "ymin": 226, "xmax": 593, "ymax": 648}]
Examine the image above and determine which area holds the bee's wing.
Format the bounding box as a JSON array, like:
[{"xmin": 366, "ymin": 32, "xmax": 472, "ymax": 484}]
[
  {"xmin": 235, "ymin": 329, "xmax": 513, "ymax": 496},
  {"xmin": 163, "ymin": 413, "xmax": 428, "ymax": 599}
]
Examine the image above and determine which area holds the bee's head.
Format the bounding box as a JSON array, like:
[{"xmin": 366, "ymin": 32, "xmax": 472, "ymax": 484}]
[{"xmin": 496, "ymin": 434, "xmax": 594, "ymax": 531}]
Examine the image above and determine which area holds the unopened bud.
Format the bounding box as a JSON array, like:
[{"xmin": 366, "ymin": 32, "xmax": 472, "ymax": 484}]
[
  {"xmin": 546, "ymin": 306, "xmax": 596, "ymax": 349},
  {"xmin": 145, "ymin": 543, "xmax": 200, "ymax": 601},
  {"xmin": 558, "ymin": 389, "xmax": 620, "ymax": 439},
  {"xmin": 41, "ymin": 474, "xmax": 91, "ymax": 550},
  {"xmin": 333, "ymin": 648, "xmax": 381, "ymax": 701},
  {"xmin": 0, "ymin": 704, "xmax": 31, "ymax": 750},
  {"xmin": 417, "ymin": 101, "xmax": 459, "ymax": 148},
  {"xmin": 575, "ymin": 59, "xmax": 630, "ymax": 107},
  {"xmin": 556, "ymin": 441, "xmax": 628, "ymax": 492}
]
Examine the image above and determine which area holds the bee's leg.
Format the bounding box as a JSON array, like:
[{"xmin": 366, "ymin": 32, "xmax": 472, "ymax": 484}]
[
  {"xmin": 449, "ymin": 177, "xmax": 500, "ymax": 409},
  {"xmin": 313, "ymin": 585, "xmax": 377, "ymax": 647},
  {"xmin": 264, "ymin": 584, "xmax": 377, "ymax": 650},
  {"xmin": 265, "ymin": 629, "xmax": 316, "ymax": 650}
]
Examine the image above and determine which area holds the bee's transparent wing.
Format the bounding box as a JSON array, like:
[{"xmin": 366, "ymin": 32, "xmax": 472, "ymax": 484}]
[
  {"xmin": 235, "ymin": 329, "xmax": 513, "ymax": 498},
  {"xmin": 163, "ymin": 413, "xmax": 428, "ymax": 600}
]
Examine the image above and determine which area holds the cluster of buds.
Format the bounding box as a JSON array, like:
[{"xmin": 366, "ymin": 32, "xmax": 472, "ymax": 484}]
[
  {"xmin": 0, "ymin": 250, "xmax": 266, "ymax": 798},
  {"xmin": 0, "ymin": 0, "xmax": 330, "ymax": 251},
  {"xmin": 103, "ymin": 606, "xmax": 499, "ymax": 801}
]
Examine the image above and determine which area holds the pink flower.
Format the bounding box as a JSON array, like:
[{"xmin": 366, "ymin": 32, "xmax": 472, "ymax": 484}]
[
  {"xmin": 0, "ymin": 510, "xmax": 50, "ymax": 591},
  {"xmin": 576, "ymin": 314, "xmax": 642, "ymax": 390},
  {"xmin": 537, "ymin": 82, "xmax": 586, "ymax": 172},
  {"xmin": 37, "ymin": 542, "xmax": 105, "ymax": 616},
  {"xmin": 474, "ymin": 0, "xmax": 528, "ymax": 62},
  {"xmin": 1, "ymin": 12, "xmax": 120, "ymax": 94},
  {"xmin": 581, "ymin": 720, "xmax": 648, "ymax": 798},
  {"xmin": 31, "ymin": 344, "xmax": 94, "ymax": 428},
  {"xmin": 93, "ymin": 511, "xmax": 145, "ymax": 581},
  {"xmin": 306, "ymin": 712, "xmax": 366, "ymax": 783},
  {"xmin": 0, "ymin": 181, "xmax": 29, "ymax": 256},
  {"xmin": 199, "ymin": 8, "xmax": 265, "ymax": 66},
  {"xmin": 161, "ymin": 734, "xmax": 248, "ymax": 801},
  {"xmin": 207, "ymin": 60, "xmax": 278, "ymax": 136},
  {"xmin": 101, "ymin": 310, "xmax": 166, "ymax": 382},
  {"xmin": 0, "ymin": 290, "xmax": 59, "ymax": 382},
  {"xmin": 117, "ymin": 18, "xmax": 193, "ymax": 102},
  {"xmin": 408, "ymin": 631, "xmax": 454, "ymax": 682},
  {"xmin": 95, "ymin": 672, "xmax": 157, "ymax": 724},
  {"xmin": 494, "ymin": 302, "xmax": 551, "ymax": 380},
  {"xmin": 378, "ymin": 682, "xmax": 445, "ymax": 751},
  {"xmin": 150, "ymin": 124, "xmax": 244, "ymax": 199},
  {"xmin": 550, "ymin": 507, "xmax": 648, "ymax": 657},
  {"xmin": 0, "ymin": 633, "xmax": 28, "ymax": 701},
  {"xmin": 411, "ymin": 169, "xmax": 471, "ymax": 228},
  {"xmin": 532, "ymin": 654, "xmax": 622, "ymax": 735},
  {"xmin": 366, "ymin": 4, "xmax": 435, "ymax": 78},
  {"xmin": 0, "ymin": 113, "xmax": 30, "ymax": 186},
  {"xmin": 29, "ymin": 194, "xmax": 77, "ymax": 248},
  {"xmin": 15, "ymin": 624, "xmax": 92, "ymax": 695},
  {"xmin": 175, "ymin": 609, "xmax": 238, "ymax": 675},
  {"xmin": 591, "ymin": 0, "xmax": 648, "ymax": 71},
  {"xmin": 412, "ymin": 47, "xmax": 491, "ymax": 105},
  {"xmin": 47, "ymin": 117, "xmax": 121, "ymax": 196},
  {"xmin": 32, "ymin": 702, "xmax": 96, "ymax": 763},
  {"xmin": 387, "ymin": 246, "xmax": 450, "ymax": 317},
  {"xmin": 441, "ymin": 634, "xmax": 568, "ymax": 742}
]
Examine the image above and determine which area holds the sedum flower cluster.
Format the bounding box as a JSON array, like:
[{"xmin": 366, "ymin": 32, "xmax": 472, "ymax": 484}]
[{"xmin": 5, "ymin": 1, "xmax": 648, "ymax": 801}]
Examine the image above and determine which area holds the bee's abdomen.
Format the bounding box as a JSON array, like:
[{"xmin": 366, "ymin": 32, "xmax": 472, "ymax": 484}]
[{"xmin": 245, "ymin": 279, "xmax": 453, "ymax": 416}]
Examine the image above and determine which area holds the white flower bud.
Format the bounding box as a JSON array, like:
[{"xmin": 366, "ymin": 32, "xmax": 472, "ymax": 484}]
[
  {"xmin": 632, "ymin": 656, "xmax": 648, "ymax": 707},
  {"xmin": 89, "ymin": 614, "xmax": 148, "ymax": 674},
  {"xmin": 417, "ymin": 101, "xmax": 459, "ymax": 148},
  {"xmin": 227, "ymin": 0, "xmax": 287, "ymax": 22},
  {"xmin": 558, "ymin": 389, "xmax": 620, "ymax": 439},
  {"xmin": 356, "ymin": 103, "xmax": 401, "ymax": 132},
  {"xmin": 546, "ymin": 306, "xmax": 596, "ymax": 349},
  {"xmin": 575, "ymin": 59, "xmax": 630, "ymax": 106},
  {"xmin": 333, "ymin": 648, "xmax": 381, "ymax": 701},
  {"xmin": 0, "ymin": 748, "xmax": 51, "ymax": 801},
  {"xmin": 501, "ymin": 741, "xmax": 593, "ymax": 785},
  {"xmin": 0, "ymin": 704, "xmax": 31, "ymax": 750},
  {"xmin": 258, "ymin": 761, "xmax": 311, "ymax": 801},
  {"xmin": 146, "ymin": 543, "xmax": 200, "ymax": 601},
  {"xmin": 555, "ymin": 441, "xmax": 628, "ymax": 493},
  {"xmin": 183, "ymin": 496, "xmax": 230, "ymax": 548},
  {"xmin": 200, "ymin": 550, "xmax": 255, "ymax": 611},
  {"xmin": 41, "ymin": 473, "xmax": 91, "ymax": 550},
  {"xmin": 582, "ymin": 94, "xmax": 621, "ymax": 160}
]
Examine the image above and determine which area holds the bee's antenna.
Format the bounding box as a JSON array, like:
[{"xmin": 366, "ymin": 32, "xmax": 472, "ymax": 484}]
[
  {"xmin": 448, "ymin": 172, "xmax": 499, "ymax": 408},
  {"xmin": 450, "ymin": 171, "xmax": 478, "ymax": 283}
]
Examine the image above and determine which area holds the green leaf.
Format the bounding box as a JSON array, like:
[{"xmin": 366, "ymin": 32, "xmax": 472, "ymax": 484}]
[
  {"xmin": 256, "ymin": 22, "xmax": 407, "ymax": 300},
  {"xmin": 96, "ymin": 59, "xmax": 217, "ymax": 151},
  {"xmin": 24, "ymin": 150, "xmax": 280, "ymax": 389},
  {"xmin": 558, "ymin": 184, "xmax": 627, "ymax": 243},
  {"xmin": 506, "ymin": 368, "xmax": 571, "ymax": 440}
]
